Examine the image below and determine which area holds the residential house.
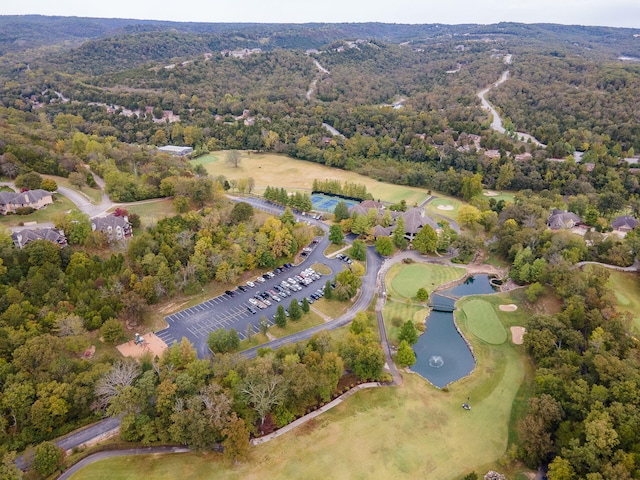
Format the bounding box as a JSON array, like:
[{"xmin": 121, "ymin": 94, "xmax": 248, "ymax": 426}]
[
  {"xmin": 91, "ymin": 214, "xmax": 132, "ymax": 241},
  {"xmin": 548, "ymin": 209, "xmax": 583, "ymax": 230},
  {"xmin": 611, "ymin": 215, "xmax": 638, "ymax": 233},
  {"xmin": 0, "ymin": 189, "xmax": 53, "ymax": 215},
  {"xmin": 11, "ymin": 228, "xmax": 67, "ymax": 249}
]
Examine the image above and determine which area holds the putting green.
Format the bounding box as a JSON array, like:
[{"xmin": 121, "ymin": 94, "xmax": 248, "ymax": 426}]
[
  {"xmin": 460, "ymin": 298, "xmax": 507, "ymax": 345},
  {"xmin": 388, "ymin": 263, "xmax": 464, "ymax": 299}
]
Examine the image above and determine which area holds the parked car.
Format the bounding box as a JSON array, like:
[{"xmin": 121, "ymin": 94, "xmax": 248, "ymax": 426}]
[
  {"xmin": 256, "ymin": 276, "xmax": 266, "ymax": 283},
  {"xmin": 247, "ymin": 306, "xmax": 257, "ymax": 314},
  {"xmin": 238, "ymin": 285, "xmax": 248, "ymax": 292},
  {"xmin": 246, "ymin": 281, "xmax": 255, "ymax": 288},
  {"xmin": 225, "ymin": 290, "xmax": 235, "ymax": 297}
]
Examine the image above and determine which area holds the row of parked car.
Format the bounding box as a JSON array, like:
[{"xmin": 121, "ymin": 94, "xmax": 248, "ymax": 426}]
[
  {"xmin": 246, "ymin": 268, "xmax": 323, "ymax": 314},
  {"xmin": 336, "ymin": 253, "xmax": 353, "ymax": 264}
]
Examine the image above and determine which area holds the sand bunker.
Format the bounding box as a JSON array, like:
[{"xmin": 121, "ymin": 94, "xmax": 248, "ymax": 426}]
[
  {"xmin": 437, "ymin": 204, "xmax": 455, "ymax": 211},
  {"xmin": 483, "ymin": 191, "xmax": 499, "ymax": 197},
  {"xmin": 510, "ymin": 326, "xmax": 526, "ymax": 345},
  {"xmin": 499, "ymin": 304, "xmax": 518, "ymax": 312},
  {"xmin": 117, "ymin": 332, "xmax": 168, "ymax": 360}
]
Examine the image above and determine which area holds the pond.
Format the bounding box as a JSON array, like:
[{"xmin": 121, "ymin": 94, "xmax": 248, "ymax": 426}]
[{"xmin": 410, "ymin": 275, "xmax": 496, "ymax": 388}]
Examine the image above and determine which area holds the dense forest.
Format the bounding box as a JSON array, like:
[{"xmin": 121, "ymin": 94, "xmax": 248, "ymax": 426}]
[{"xmin": 1, "ymin": 16, "xmax": 640, "ymax": 479}]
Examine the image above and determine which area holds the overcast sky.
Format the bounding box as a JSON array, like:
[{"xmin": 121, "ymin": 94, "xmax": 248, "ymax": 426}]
[{"xmin": 4, "ymin": 0, "xmax": 640, "ymax": 29}]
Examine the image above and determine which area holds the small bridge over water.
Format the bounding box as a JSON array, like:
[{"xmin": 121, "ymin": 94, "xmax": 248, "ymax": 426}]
[{"xmin": 428, "ymin": 302, "xmax": 455, "ymax": 312}]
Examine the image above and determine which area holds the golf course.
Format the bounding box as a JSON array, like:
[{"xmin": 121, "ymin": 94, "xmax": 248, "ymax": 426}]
[{"xmin": 191, "ymin": 151, "xmax": 431, "ymax": 206}]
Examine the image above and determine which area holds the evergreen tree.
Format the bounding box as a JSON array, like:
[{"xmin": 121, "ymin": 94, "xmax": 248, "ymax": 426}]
[
  {"xmin": 396, "ymin": 340, "xmax": 417, "ymax": 367},
  {"xmin": 334, "ymin": 201, "xmax": 350, "ymax": 222},
  {"xmin": 398, "ymin": 320, "xmax": 419, "ymax": 345},
  {"xmin": 324, "ymin": 279, "xmax": 333, "ymax": 300},
  {"xmin": 329, "ymin": 225, "xmax": 344, "ymax": 245},
  {"xmin": 413, "ymin": 224, "xmax": 437, "ymax": 254},
  {"xmin": 288, "ymin": 298, "xmax": 302, "ymax": 320},
  {"xmin": 302, "ymin": 297, "xmax": 310, "ymax": 313},
  {"xmin": 275, "ymin": 305, "xmax": 287, "ymax": 328}
]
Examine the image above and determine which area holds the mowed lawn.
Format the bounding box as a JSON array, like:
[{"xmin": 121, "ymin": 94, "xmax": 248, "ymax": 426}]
[
  {"xmin": 605, "ymin": 269, "xmax": 640, "ymax": 333},
  {"xmin": 113, "ymin": 199, "xmax": 177, "ymax": 226},
  {"xmin": 193, "ymin": 151, "xmax": 430, "ymax": 205},
  {"xmin": 424, "ymin": 196, "xmax": 464, "ymax": 222},
  {"xmin": 387, "ymin": 263, "xmax": 465, "ymax": 300},
  {"xmin": 459, "ymin": 297, "xmax": 507, "ymax": 345},
  {"xmin": 382, "ymin": 301, "xmax": 430, "ymax": 344}
]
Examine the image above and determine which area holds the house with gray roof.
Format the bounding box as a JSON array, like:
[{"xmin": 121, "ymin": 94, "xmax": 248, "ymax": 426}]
[
  {"xmin": 402, "ymin": 207, "xmax": 439, "ymax": 239},
  {"xmin": 547, "ymin": 209, "xmax": 583, "ymax": 230},
  {"xmin": 0, "ymin": 189, "xmax": 53, "ymax": 215},
  {"xmin": 11, "ymin": 228, "xmax": 67, "ymax": 249},
  {"xmin": 91, "ymin": 214, "xmax": 132, "ymax": 241},
  {"xmin": 611, "ymin": 215, "xmax": 638, "ymax": 232}
]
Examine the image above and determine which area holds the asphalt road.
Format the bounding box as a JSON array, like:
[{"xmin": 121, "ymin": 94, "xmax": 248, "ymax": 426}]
[
  {"xmin": 57, "ymin": 446, "xmax": 191, "ymax": 480},
  {"xmin": 156, "ymin": 197, "xmax": 354, "ymax": 358}
]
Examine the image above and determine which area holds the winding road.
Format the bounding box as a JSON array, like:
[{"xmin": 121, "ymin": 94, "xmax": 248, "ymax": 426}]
[{"xmin": 478, "ymin": 55, "xmax": 546, "ymax": 147}]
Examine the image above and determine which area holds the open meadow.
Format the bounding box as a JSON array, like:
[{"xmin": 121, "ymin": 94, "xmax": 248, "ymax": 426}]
[{"xmin": 192, "ymin": 151, "xmax": 430, "ymax": 206}]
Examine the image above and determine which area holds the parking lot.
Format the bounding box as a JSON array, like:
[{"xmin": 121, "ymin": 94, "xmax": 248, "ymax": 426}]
[{"xmin": 156, "ymin": 224, "xmax": 346, "ymax": 357}]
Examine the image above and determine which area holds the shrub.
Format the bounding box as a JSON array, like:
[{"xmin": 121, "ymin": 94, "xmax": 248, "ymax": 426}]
[{"xmin": 15, "ymin": 206, "xmax": 34, "ymax": 215}]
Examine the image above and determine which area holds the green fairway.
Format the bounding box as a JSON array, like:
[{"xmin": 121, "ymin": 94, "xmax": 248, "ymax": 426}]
[
  {"xmin": 479, "ymin": 190, "xmax": 515, "ymax": 204},
  {"xmin": 459, "ymin": 298, "xmax": 507, "ymax": 345},
  {"xmin": 192, "ymin": 151, "xmax": 430, "ymax": 205},
  {"xmin": 605, "ymin": 269, "xmax": 640, "ymax": 333},
  {"xmin": 424, "ymin": 196, "xmax": 463, "ymax": 222},
  {"xmin": 386, "ymin": 263, "xmax": 465, "ymax": 300}
]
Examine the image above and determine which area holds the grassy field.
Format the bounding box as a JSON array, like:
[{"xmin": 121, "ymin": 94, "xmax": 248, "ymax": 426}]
[
  {"xmin": 459, "ymin": 298, "xmax": 507, "ymax": 345},
  {"xmin": 112, "ymin": 199, "xmax": 177, "ymax": 227},
  {"xmin": 0, "ymin": 193, "xmax": 76, "ymax": 227},
  {"xmin": 71, "ymin": 295, "xmax": 532, "ymax": 480},
  {"xmin": 193, "ymin": 151, "xmax": 430, "ymax": 205},
  {"xmin": 605, "ymin": 269, "xmax": 640, "ymax": 333},
  {"xmin": 386, "ymin": 263, "xmax": 465, "ymax": 300}
]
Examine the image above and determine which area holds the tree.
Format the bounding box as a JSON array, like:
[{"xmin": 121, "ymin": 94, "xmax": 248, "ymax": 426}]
[
  {"xmin": 174, "ymin": 195, "xmax": 190, "ymax": 213},
  {"xmin": 324, "ymin": 280, "xmax": 333, "ymax": 300},
  {"xmin": 230, "ymin": 202, "xmax": 254, "ymax": 224},
  {"xmin": 101, "ymin": 318, "xmax": 124, "ymax": 344},
  {"xmin": 68, "ymin": 171, "xmax": 87, "ymax": 189},
  {"xmin": 392, "ymin": 216, "xmax": 408, "ymax": 249},
  {"xmin": 55, "ymin": 210, "xmax": 92, "ymax": 245},
  {"xmin": 280, "ymin": 207, "xmax": 295, "ymax": 226},
  {"xmin": 275, "ymin": 305, "xmax": 287, "ymax": 328},
  {"xmin": 208, "ymin": 328, "xmax": 240, "ymax": 354},
  {"xmin": 413, "ymin": 224, "xmax": 437, "ymax": 254},
  {"xmin": 398, "ymin": 320, "xmax": 419, "ymax": 345},
  {"xmin": 223, "ymin": 412, "xmax": 250, "ymax": 463},
  {"xmin": 94, "ymin": 361, "xmax": 141, "ymax": 412},
  {"xmin": 458, "ymin": 205, "xmax": 482, "ymax": 227},
  {"xmin": 226, "ymin": 150, "xmax": 241, "ymax": 168},
  {"xmin": 416, "ymin": 287, "xmax": 429, "ymax": 302},
  {"xmin": 41, "ymin": 178, "xmax": 58, "ymax": 192},
  {"xmin": 396, "ymin": 340, "xmax": 417, "ymax": 367},
  {"xmin": 461, "ymin": 173, "xmax": 483, "ymax": 200},
  {"xmin": 375, "ymin": 236, "xmax": 394, "ymax": 256},
  {"xmin": 240, "ymin": 357, "xmax": 285, "ymax": 425},
  {"xmin": 329, "ymin": 224, "xmax": 344, "ymax": 245},
  {"xmin": 259, "ymin": 316, "xmax": 270, "ymax": 335},
  {"xmin": 301, "ymin": 297, "xmax": 310, "ymax": 313},
  {"xmin": 349, "ymin": 240, "xmax": 367, "ymax": 261},
  {"xmin": 333, "ymin": 201, "xmax": 350, "ymax": 222},
  {"xmin": 0, "ymin": 452, "xmax": 22, "ymax": 480},
  {"xmin": 33, "ymin": 441, "xmax": 64, "ymax": 477},
  {"xmin": 288, "ymin": 298, "xmax": 302, "ymax": 320},
  {"xmin": 14, "ymin": 172, "xmax": 42, "ymax": 190},
  {"xmin": 333, "ymin": 269, "xmax": 362, "ymax": 300}
]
